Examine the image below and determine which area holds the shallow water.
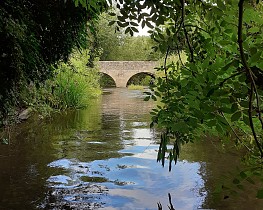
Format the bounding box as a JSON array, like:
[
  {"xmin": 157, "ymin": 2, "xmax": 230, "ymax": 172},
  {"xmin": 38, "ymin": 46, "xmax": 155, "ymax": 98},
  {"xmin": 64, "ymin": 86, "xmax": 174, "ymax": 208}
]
[{"xmin": 0, "ymin": 88, "xmax": 262, "ymax": 210}]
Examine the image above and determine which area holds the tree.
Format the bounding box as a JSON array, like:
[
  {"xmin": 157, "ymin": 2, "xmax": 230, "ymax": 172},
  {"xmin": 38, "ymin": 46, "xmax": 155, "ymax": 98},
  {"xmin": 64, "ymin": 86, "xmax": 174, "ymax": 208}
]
[
  {"xmin": 94, "ymin": 11, "xmax": 163, "ymax": 61},
  {"xmin": 0, "ymin": 0, "xmax": 107, "ymax": 122},
  {"xmin": 112, "ymin": 0, "xmax": 263, "ymax": 198},
  {"xmin": 94, "ymin": 12, "xmax": 126, "ymax": 61}
]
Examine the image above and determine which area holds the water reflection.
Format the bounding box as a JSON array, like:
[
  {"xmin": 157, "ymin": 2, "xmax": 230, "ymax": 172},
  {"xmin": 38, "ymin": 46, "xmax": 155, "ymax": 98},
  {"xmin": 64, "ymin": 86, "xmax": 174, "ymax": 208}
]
[
  {"xmin": 39, "ymin": 89, "xmax": 206, "ymax": 209},
  {"xmin": 1, "ymin": 88, "xmax": 261, "ymax": 210}
]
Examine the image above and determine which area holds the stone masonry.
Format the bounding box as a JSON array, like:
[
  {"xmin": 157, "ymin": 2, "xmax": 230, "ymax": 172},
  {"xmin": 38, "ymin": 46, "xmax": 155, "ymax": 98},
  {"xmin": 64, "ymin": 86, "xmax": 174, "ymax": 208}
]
[{"xmin": 98, "ymin": 61, "xmax": 158, "ymax": 87}]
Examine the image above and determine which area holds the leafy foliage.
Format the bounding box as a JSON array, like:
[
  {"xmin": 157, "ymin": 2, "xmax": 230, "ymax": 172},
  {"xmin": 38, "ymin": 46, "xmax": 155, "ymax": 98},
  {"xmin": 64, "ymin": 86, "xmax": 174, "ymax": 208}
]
[
  {"xmin": 0, "ymin": 0, "xmax": 107, "ymax": 122},
  {"xmin": 113, "ymin": 0, "xmax": 263, "ymax": 199},
  {"xmin": 94, "ymin": 12, "xmax": 163, "ymax": 61},
  {"xmin": 21, "ymin": 49, "xmax": 101, "ymax": 114}
]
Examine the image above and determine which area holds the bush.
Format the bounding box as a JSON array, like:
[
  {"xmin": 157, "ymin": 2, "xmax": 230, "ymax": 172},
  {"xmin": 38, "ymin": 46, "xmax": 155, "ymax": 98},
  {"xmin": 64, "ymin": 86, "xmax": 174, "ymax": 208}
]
[
  {"xmin": 21, "ymin": 50, "xmax": 101, "ymax": 115},
  {"xmin": 0, "ymin": 0, "xmax": 107, "ymax": 123}
]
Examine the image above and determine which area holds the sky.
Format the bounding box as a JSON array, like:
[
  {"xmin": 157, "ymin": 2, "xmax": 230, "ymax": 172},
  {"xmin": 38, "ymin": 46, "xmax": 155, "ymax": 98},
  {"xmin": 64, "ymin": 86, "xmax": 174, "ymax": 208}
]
[{"xmin": 135, "ymin": 24, "xmax": 150, "ymax": 36}]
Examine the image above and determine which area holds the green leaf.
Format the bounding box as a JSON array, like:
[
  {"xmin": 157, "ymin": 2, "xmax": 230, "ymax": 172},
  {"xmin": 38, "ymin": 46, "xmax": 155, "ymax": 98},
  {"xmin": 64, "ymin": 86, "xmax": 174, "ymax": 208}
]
[
  {"xmin": 108, "ymin": 21, "xmax": 115, "ymax": 26},
  {"xmin": 131, "ymin": 27, "xmax": 139, "ymax": 33},
  {"xmin": 249, "ymin": 52, "xmax": 262, "ymax": 65},
  {"xmin": 108, "ymin": 12, "xmax": 116, "ymax": 16},
  {"xmin": 207, "ymin": 88, "xmax": 215, "ymax": 97},
  {"xmin": 144, "ymin": 91, "xmax": 152, "ymax": 95},
  {"xmin": 130, "ymin": 22, "xmax": 139, "ymax": 26},
  {"xmin": 154, "ymin": 91, "xmax": 161, "ymax": 97},
  {"xmin": 129, "ymin": 29, "xmax": 134, "ymax": 36},
  {"xmin": 216, "ymin": 0, "xmax": 226, "ymax": 11},
  {"xmin": 231, "ymin": 103, "xmax": 238, "ymax": 112},
  {"xmin": 141, "ymin": 20, "xmax": 146, "ymax": 29},
  {"xmin": 248, "ymin": 27, "xmax": 260, "ymax": 33},
  {"xmin": 166, "ymin": 28, "xmax": 171, "ymax": 36},
  {"xmin": 172, "ymin": 122, "xmax": 188, "ymax": 132},
  {"xmin": 125, "ymin": 27, "xmax": 130, "ymax": 34},
  {"xmin": 257, "ymin": 189, "xmax": 263, "ymax": 199},
  {"xmin": 224, "ymin": 29, "xmax": 233, "ymax": 34},
  {"xmin": 231, "ymin": 111, "xmax": 242, "ymax": 122},
  {"xmin": 220, "ymin": 97, "xmax": 230, "ymax": 104},
  {"xmin": 238, "ymin": 74, "xmax": 247, "ymax": 83},
  {"xmin": 240, "ymin": 171, "xmax": 247, "ymax": 179},
  {"xmin": 151, "ymin": 95, "xmax": 157, "ymax": 101},
  {"xmin": 117, "ymin": 15, "xmax": 126, "ymax": 22},
  {"xmin": 181, "ymin": 79, "xmax": 188, "ymax": 87},
  {"xmin": 243, "ymin": 115, "xmax": 250, "ymax": 126},
  {"xmin": 256, "ymin": 61, "xmax": 263, "ymax": 69},
  {"xmin": 207, "ymin": 119, "xmax": 217, "ymax": 127},
  {"xmin": 144, "ymin": 96, "xmax": 150, "ymax": 101},
  {"xmin": 158, "ymin": 33, "xmax": 165, "ymax": 40},
  {"xmin": 120, "ymin": 22, "xmax": 129, "ymax": 27},
  {"xmin": 145, "ymin": 21, "xmax": 154, "ymax": 29},
  {"xmin": 216, "ymin": 123, "xmax": 224, "ymax": 134}
]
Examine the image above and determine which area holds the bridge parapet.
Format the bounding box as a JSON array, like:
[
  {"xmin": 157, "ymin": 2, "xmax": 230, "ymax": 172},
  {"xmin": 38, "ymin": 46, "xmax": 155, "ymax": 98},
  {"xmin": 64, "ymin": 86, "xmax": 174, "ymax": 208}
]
[
  {"xmin": 98, "ymin": 61, "xmax": 158, "ymax": 87},
  {"xmin": 99, "ymin": 61, "xmax": 158, "ymax": 72},
  {"xmin": 99, "ymin": 61, "xmax": 159, "ymax": 87}
]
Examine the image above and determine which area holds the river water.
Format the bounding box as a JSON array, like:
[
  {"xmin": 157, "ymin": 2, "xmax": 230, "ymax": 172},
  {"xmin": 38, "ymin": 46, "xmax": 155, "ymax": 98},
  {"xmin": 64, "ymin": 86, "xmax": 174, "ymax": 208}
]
[{"xmin": 0, "ymin": 88, "xmax": 263, "ymax": 210}]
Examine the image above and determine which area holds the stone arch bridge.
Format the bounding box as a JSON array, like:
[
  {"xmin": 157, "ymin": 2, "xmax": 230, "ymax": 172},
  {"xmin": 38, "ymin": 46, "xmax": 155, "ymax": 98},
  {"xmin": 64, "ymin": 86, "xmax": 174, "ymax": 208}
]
[{"xmin": 98, "ymin": 61, "xmax": 158, "ymax": 87}]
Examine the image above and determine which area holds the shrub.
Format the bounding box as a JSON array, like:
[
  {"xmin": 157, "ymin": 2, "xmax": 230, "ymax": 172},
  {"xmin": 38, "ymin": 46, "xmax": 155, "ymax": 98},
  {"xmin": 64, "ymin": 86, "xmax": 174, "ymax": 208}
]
[{"xmin": 21, "ymin": 50, "xmax": 101, "ymax": 115}]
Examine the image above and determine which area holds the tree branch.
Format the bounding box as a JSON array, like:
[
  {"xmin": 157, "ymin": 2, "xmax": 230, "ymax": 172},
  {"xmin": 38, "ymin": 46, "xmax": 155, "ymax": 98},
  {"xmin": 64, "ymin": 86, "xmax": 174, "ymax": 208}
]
[
  {"xmin": 184, "ymin": 24, "xmax": 209, "ymax": 33},
  {"xmin": 238, "ymin": 0, "xmax": 263, "ymax": 157},
  {"xmin": 179, "ymin": 0, "xmax": 194, "ymax": 62},
  {"xmin": 220, "ymin": 111, "xmax": 251, "ymax": 152},
  {"xmin": 248, "ymin": 84, "xmax": 263, "ymax": 157},
  {"xmin": 164, "ymin": 45, "xmax": 171, "ymax": 96},
  {"xmin": 218, "ymin": 70, "xmax": 245, "ymax": 87}
]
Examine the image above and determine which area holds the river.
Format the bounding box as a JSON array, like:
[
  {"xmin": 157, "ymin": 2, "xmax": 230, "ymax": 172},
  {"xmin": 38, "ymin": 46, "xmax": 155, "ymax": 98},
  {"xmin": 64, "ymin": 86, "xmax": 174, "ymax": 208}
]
[{"xmin": 0, "ymin": 88, "xmax": 262, "ymax": 210}]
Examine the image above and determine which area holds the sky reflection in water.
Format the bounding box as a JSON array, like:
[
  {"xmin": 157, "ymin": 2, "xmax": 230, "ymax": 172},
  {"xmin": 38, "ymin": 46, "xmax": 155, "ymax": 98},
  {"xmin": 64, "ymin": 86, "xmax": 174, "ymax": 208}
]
[
  {"xmin": 1, "ymin": 88, "xmax": 263, "ymax": 210},
  {"xmin": 45, "ymin": 89, "xmax": 206, "ymax": 210}
]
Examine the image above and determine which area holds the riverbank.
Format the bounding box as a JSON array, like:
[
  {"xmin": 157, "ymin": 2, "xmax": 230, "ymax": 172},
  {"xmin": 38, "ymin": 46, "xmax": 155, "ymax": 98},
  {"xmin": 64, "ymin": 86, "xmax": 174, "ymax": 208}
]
[{"xmin": 127, "ymin": 84, "xmax": 147, "ymax": 90}]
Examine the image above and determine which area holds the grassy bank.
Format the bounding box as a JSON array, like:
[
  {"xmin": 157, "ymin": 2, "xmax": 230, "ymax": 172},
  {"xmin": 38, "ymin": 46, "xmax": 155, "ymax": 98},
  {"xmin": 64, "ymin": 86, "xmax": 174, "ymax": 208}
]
[
  {"xmin": 20, "ymin": 50, "xmax": 101, "ymax": 118},
  {"xmin": 127, "ymin": 84, "xmax": 145, "ymax": 90}
]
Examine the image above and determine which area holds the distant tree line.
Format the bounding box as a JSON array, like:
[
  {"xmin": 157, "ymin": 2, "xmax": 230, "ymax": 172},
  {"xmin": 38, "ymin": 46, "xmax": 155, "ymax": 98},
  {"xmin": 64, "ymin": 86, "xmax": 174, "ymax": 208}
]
[{"xmin": 94, "ymin": 12, "xmax": 163, "ymax": 61}]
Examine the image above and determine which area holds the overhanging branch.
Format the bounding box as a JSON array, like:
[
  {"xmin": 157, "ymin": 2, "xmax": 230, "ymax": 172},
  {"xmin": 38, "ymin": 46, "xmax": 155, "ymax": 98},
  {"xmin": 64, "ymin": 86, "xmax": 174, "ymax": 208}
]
[{"xmin": 238, "ymin": 0, "xmax": 263, "ymax": 157}]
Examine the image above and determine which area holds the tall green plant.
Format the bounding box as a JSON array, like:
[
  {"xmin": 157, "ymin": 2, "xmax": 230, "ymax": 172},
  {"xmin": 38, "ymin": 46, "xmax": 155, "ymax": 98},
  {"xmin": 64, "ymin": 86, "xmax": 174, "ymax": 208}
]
[{"xmin": 21, "ymin": 50, "xmax": 101, "ymax": 113}]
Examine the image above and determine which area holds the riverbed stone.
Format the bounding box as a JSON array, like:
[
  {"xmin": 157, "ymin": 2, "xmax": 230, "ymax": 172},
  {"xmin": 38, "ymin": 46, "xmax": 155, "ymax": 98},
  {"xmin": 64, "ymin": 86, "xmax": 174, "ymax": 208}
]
[{"xmin": 18, "ymin": 108, "xmax": 33, "ymax": 120}]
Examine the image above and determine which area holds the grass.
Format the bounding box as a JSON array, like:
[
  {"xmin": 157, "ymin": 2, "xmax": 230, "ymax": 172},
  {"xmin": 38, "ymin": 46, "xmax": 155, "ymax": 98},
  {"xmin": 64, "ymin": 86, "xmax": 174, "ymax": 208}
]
[
  {"xmin": 20, "ymin": 49, "xmax": 102, "ymax": 116},
  {"xmin": 127, "ymin": 84, "xmax": 145, "ymax": 90}
]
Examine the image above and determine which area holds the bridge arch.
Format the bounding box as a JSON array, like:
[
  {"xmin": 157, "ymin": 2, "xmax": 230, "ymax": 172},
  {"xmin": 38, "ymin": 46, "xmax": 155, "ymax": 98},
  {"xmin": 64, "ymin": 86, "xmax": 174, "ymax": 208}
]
[
  {"xmin": 99, "ymin": 72, "xmax": 117, "ymax": 87},
  {"xmin": 126, "ymin": 72, "xmax": 155, "ymax": 86},
  {"xmin": 99, "ymin": 61, "xmax": 158, "ymax": 87}
]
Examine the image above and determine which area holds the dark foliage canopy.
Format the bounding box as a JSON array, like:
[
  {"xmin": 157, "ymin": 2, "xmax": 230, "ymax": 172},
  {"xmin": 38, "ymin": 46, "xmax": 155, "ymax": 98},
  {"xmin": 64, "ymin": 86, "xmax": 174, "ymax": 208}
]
[{"xmin": 0, "ymin": 0, "xmax": 107, "ymax": 118}]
